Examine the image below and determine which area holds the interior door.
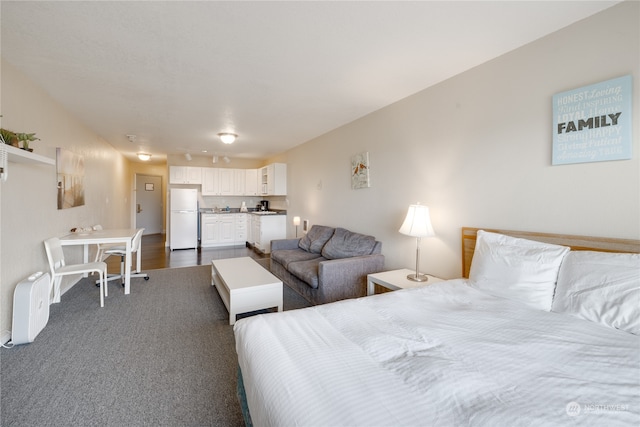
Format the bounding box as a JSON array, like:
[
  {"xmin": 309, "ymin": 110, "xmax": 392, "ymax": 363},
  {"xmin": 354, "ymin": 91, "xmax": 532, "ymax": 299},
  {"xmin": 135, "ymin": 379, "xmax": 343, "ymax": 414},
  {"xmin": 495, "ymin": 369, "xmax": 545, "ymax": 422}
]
[{"xmin": 135, "ymin": 174, "xmax": 163, "ymax": 235}]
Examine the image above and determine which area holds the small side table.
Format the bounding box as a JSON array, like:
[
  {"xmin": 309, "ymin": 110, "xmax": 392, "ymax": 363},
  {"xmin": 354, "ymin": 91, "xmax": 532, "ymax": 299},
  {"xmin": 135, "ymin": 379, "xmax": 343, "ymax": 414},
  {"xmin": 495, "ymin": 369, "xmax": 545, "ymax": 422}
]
[{"xmin": 367, "ymin": 268, "xmax": 444, "ymax": 296}]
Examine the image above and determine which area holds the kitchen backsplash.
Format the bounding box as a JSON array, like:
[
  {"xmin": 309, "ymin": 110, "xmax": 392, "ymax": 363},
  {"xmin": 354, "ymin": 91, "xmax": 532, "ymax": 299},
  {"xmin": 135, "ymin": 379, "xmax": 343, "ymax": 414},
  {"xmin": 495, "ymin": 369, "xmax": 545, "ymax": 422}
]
[{"xmin": 199, "ymin": 194, "xmax": 288, "ymax": 211}]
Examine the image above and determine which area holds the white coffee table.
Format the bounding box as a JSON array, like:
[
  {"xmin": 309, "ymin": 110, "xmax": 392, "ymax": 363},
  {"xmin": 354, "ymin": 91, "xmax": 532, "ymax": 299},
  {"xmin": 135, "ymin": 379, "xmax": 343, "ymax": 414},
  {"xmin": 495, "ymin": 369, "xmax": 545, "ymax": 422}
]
[{"xmin": 211, "ymin": 257, "xmax": 283, "ymax": 325}]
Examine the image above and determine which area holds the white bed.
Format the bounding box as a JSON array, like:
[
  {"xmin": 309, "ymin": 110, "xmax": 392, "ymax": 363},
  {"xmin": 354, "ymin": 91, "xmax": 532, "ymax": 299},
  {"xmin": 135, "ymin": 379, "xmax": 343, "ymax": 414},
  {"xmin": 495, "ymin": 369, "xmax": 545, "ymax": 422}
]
[{"xmin": 234, "ymin": 228, "xmax": 640, "ymax": 426}]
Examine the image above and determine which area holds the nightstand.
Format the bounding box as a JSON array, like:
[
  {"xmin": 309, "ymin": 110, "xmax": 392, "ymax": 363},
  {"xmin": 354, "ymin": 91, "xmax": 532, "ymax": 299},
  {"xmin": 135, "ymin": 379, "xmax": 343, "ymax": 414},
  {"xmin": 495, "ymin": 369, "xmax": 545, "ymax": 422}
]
[{"xmin": 367, "ymin": 268, "xmax": 444, "ymax": 296}]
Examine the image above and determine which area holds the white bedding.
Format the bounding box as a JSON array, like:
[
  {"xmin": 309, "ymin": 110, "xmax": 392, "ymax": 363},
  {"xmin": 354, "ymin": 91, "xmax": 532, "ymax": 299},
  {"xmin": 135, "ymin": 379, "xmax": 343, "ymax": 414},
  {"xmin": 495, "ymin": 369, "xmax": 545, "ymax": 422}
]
[{"xmin": 234, "ymin": 280, "xmax": 640, "ymax": 426}]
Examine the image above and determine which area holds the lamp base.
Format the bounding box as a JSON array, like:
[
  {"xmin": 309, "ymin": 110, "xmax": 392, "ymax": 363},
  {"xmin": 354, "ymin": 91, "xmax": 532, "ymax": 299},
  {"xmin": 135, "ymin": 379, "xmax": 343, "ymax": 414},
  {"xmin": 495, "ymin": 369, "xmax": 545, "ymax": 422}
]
[{"xmin": 407, "ymin": 273, "xmax": 429, "ymax": 282}]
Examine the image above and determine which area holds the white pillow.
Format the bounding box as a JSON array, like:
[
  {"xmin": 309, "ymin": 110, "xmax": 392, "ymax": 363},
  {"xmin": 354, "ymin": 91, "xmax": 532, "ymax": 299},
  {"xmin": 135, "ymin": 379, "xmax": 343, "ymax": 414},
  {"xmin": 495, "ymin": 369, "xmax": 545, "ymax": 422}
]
[
  {"xmin": 552, "ymin": 251, "xmax": 640, "ymax": 335},
  {"xmin": 469, "ymin": 230, "xmax": 570, "ymax": 311}
]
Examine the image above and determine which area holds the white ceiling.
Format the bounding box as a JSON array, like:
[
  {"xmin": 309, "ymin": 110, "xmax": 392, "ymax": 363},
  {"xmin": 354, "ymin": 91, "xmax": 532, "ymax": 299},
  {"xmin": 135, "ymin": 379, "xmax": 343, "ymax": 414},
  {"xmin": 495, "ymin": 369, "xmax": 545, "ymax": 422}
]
[{"xmin": 1, "ymin": 1, "xmax": 619, "ymax": 163}]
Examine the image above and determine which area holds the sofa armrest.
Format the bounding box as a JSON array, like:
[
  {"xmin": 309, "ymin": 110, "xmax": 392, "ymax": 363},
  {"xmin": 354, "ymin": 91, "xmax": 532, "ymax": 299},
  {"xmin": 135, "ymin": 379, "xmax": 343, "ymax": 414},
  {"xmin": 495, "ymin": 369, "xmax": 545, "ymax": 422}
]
[
  {"xmin": 318, "ymin": 254, "xmax": 385, "ymax": 289},
  {"xmin": 271, "ymin": 238, "xmax": 301, "ymax": 252}
]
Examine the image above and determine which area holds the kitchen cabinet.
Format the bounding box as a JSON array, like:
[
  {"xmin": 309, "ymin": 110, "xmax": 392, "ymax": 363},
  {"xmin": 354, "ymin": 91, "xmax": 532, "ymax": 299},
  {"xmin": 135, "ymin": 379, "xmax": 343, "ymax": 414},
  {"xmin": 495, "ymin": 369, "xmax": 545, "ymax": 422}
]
[
  {"xmin": 219, "ymin": 215, "xmax": 236, "ymax": 244},
  {"xmin": 219, "ymin": 168, "xmax": 234, "ymax": 195},
  {"xmin": 201, "ymin": 213, "xmax": 247, "ymax": 247},
  {"xmin": 234, "ymin": 169, "xmax": 246, "ymax": 195},
  {"xmin": 260, "ymin": 163, "xmax": 287, "ymax": 196},
  {"xmin": 170, "ymin": 166, "xmax": 202, "ymax": 184},
  {"xmin": 200, "ymin": 214, "xmax": 218, "ymax": 245},
  {"xmin": 235, "ymin": 213, "xmax": 248, "ymax": 242},
  {"xmin": 201, "ymin": 168, "xmax": 219, "ymax": 195},
  {"xmin": 252, "ymin": 214, "xmax": 286, "ymax": 254},
  {"xmin": 249, "ymin": 214, "xmax": 258, "ymax": 246},
  {"xmin": 245, "ymin": 169, "xmax": 258, "ymax": 196},
  {"xmin": 201, "ymin": 168, "xmax": 235, "ymax": 196},
  {"xmin": 195, "ymin": 166, "xmax": 284, "ymax": 196}
]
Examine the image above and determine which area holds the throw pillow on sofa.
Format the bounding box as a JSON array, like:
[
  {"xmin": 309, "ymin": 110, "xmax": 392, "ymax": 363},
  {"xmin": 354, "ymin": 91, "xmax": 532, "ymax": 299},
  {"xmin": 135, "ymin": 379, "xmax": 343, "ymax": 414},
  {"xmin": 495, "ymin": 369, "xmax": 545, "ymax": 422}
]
[
  {"xmin": 298, "ymin": 225, "xmax": 335, "ymax": 254},
  {"xmin": 322, "ymin": 228, "xmax": 377, "ymax": 259}
]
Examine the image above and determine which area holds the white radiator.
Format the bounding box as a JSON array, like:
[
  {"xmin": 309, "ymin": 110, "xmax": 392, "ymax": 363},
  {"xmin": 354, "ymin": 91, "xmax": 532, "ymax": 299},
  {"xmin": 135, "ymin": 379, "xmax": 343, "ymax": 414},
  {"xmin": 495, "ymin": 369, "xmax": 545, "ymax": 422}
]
[{"xmin": 12, "ymin": 272, "xmax": 51, "ymax": 345}]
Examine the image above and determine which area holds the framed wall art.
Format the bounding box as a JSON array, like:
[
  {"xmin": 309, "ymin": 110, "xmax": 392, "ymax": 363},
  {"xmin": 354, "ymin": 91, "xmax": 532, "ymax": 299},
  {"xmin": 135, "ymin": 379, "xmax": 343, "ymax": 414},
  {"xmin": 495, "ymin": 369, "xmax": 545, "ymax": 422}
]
[
  {"xmin": 351, "ymin": 151, "xmax": 370, "ymax": 189},
  {"xmin": 56, "ymin": 148, "xmax": 85, "ymax": 209},
  {"xmin": 552, "ymin": 75, "xmax": 632, "ymax": 165}
]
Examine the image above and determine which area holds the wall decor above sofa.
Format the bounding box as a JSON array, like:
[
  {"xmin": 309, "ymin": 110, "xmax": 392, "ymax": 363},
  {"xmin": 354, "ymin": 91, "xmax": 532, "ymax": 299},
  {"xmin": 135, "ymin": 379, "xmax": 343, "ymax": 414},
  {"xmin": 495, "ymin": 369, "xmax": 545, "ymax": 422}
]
[{"xmin": 351, "ymin": 151, "xmax": 370, "ymax": 189}]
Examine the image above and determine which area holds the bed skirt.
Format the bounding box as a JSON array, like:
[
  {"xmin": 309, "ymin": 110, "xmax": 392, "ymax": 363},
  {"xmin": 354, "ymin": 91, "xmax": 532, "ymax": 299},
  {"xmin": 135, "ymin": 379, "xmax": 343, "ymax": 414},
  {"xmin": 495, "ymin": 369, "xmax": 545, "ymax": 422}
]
[{"xmin": 237, "ymin": 367, "xmax": 253, "ymax": 427}]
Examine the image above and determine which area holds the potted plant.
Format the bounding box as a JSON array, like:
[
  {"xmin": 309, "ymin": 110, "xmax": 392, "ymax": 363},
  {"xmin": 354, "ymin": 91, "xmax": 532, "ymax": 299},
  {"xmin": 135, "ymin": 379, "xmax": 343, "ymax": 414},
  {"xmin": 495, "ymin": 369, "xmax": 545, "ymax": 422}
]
[
  {"xmin": 15, "ymin": 132, "xmax": 39, "ymax": 151},
  {"xmin": 0, "ymin": 128, "xmax": 18, "ymax": 147}
]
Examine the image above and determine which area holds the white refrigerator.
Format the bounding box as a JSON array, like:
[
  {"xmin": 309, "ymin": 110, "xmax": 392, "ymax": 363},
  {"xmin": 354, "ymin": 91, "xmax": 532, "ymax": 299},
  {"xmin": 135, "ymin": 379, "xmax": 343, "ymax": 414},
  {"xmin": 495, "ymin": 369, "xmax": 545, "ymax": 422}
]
[{"xmin": 170, "ymin": 188, "xmax": 198, "ymax": 250}]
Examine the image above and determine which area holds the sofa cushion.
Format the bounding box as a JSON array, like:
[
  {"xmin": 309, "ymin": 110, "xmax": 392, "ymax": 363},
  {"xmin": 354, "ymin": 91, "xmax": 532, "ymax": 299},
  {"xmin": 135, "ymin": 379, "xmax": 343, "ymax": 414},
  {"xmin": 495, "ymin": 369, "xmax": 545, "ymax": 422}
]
[
  {"xmin": 287, "ymin": 257, "xmax": 327, "ymax": 289},
  {"xmin": 321, "ymin": 228, "xmax": 377, "ymax": 260},
  {"xmin": 298, "ymin": 225, "xmax": 335, "ymax": 254},
  {"xmin": 271, "ymin": 249, "xmax": 321, "ymax": 269}
]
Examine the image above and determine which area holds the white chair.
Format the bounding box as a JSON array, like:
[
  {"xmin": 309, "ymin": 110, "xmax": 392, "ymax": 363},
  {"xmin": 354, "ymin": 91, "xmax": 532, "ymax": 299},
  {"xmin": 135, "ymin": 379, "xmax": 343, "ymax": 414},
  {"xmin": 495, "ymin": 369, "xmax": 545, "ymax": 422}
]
[
  {"xmin": 92, "ymin": 224, "xmax": 119, "ymax": 262},
  {"xmin": 44, "ymin": 237, "xmax": 107, "ymax": 307},
  {"xmin": 100, "ymin": 228, "xmax": 149, "ymax": 290}
]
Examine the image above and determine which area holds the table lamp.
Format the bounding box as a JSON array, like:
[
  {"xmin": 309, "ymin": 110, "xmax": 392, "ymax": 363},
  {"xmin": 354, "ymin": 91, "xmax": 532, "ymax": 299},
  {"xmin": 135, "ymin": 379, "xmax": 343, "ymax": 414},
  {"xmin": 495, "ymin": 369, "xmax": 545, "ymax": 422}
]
[
  {"xmin": 293, "ymin": 216, "xmax": 301, "ymax": 237},
  {"xmin": 399, "ymin": 203, "xmax": 435, "ymax": 282}
]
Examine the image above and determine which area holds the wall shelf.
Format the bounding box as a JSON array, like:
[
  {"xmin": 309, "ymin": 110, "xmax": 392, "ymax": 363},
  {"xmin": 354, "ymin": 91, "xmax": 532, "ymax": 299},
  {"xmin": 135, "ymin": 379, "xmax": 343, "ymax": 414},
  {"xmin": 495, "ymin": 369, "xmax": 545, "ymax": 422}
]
[{"xmin": 4, "ymin": 144, "xmax": 55, "ymax": 166}]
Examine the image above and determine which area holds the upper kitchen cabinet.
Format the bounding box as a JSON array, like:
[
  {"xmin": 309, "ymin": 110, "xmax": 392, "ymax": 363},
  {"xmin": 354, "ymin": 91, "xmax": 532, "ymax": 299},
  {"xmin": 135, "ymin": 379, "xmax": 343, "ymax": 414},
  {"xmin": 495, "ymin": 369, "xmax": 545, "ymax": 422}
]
[
  {"xmin": 170, "ymin": 166, "xmax": 202, "ymax": 184},
  {"xmin": 234, "ymin": 169, "xmax": 246, "ymax": 195},
  {"xmin": 200, "ymin": 165, "xmax": 286, "ymax": 196},
  {"xmin": 245, "ymin": 169, "xmax": 258, "ymax": 196},
  {"xmin": 219, "ymin": 168, "xmax": 234, "ymax": 195},
  {"xmin": 202, "ymin": 168, "xmax": 234, "ymax": 195},
  {"xmin": 201, "ymin": 168, "xmax": 219, "ymax": 195},
  {"xmin": 260, "ymin": 163, "xmax": 287, "ymax": 196}
]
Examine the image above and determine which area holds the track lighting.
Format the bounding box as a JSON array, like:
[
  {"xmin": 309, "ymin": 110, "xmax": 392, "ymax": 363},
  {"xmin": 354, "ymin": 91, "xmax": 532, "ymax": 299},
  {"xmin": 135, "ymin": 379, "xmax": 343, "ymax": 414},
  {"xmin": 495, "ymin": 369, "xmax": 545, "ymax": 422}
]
[
  {"xmin": 185, "ymin": 153, "xmax": 192, "ymax": 161},
  {"xmin": 212, "ymin": 155, "xmax": 218, "ymax": 164},
  {"xmin": 223, "ymin": 156, "xmax": 231, "ymax": 164}
]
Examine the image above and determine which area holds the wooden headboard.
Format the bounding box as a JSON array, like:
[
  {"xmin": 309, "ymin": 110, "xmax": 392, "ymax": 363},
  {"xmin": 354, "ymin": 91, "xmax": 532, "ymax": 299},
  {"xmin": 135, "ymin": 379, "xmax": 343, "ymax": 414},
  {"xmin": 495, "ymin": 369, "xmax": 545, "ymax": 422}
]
[{"xmin": 462, "ymin": 227, "xmax": 640, "ymax": 278}]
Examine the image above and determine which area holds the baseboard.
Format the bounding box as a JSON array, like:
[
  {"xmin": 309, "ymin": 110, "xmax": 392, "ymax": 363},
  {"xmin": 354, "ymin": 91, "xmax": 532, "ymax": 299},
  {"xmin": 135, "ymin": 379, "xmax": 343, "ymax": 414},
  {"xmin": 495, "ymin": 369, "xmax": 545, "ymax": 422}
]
[{"xmin": 2, "ymin": 330, "xmax": 11, "ymax": 345}]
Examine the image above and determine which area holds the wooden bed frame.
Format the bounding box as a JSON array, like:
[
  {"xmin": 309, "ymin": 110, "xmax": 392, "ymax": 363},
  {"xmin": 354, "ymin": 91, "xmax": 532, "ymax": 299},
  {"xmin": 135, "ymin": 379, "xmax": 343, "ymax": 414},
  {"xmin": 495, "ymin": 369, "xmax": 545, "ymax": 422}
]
[{"xmin": 461, "ymin": 227, "xmax": 640, "ymax": 278}]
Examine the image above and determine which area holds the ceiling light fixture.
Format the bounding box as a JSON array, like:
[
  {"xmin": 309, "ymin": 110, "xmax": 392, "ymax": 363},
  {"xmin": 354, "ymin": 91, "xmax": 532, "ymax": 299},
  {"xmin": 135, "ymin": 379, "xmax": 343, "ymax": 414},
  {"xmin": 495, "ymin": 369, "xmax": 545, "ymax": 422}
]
[
  {"xmin": 218, "ymin": 133, "xmax": 237, "ymax": 144},
  {"xmin": 137, "ymin": 152, "xmax": 151, "ymax": 161}
]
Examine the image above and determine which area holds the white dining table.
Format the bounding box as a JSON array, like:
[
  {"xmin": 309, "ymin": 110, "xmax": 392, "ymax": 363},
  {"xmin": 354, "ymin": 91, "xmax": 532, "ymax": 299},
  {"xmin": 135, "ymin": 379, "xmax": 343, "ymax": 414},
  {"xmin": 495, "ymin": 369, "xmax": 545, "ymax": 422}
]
[{"xmin": 58, "ymin": 228, "xmax": 139, "ymax": 301}]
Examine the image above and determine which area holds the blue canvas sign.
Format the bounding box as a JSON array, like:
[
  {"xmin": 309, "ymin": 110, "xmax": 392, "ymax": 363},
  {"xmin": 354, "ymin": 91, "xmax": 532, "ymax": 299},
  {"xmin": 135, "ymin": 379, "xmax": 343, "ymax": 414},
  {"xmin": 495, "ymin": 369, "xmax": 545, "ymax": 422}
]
[{"xmin": 552, "ymin": 75, "xmax": 632, "ymax": 165}]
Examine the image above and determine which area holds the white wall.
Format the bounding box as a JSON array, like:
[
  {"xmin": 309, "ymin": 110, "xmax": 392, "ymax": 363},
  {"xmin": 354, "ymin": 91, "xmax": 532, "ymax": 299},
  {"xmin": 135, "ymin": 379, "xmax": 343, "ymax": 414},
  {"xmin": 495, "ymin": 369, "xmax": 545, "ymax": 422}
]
[
  {"xmin": 0, "ymin": 60, "xmax": 131, "ymax": 339},
  {"xmin": 276, "ymin": 2, "xmax": 640, "ymax": 280}
]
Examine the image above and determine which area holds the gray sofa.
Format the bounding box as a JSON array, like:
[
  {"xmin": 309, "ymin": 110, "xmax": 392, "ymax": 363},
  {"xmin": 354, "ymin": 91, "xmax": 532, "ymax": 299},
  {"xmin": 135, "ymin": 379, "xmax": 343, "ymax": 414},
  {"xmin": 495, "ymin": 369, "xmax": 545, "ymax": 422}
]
[{"xmin": 270, "ymin": 225, "xmax": 385, "ymax": 305}]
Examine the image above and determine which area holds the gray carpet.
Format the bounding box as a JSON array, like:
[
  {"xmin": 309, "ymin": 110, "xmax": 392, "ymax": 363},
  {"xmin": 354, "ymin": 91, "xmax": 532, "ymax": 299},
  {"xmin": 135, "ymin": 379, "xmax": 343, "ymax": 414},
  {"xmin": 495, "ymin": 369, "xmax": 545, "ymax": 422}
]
[{"xmin": 1, "ymin": 260, "xmax": 310, "ymax": 426}]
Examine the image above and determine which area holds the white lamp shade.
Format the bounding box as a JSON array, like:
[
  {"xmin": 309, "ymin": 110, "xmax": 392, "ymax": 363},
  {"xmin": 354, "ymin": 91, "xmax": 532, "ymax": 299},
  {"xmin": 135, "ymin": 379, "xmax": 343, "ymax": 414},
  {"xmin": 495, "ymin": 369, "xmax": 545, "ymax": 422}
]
[
  {"xmin": 399, "ymin": 204, "xmax": 435, "ymax": 237},
  {"xmin": 293, "ymin": 216, "xmax": 301, "ymax": 226}
]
